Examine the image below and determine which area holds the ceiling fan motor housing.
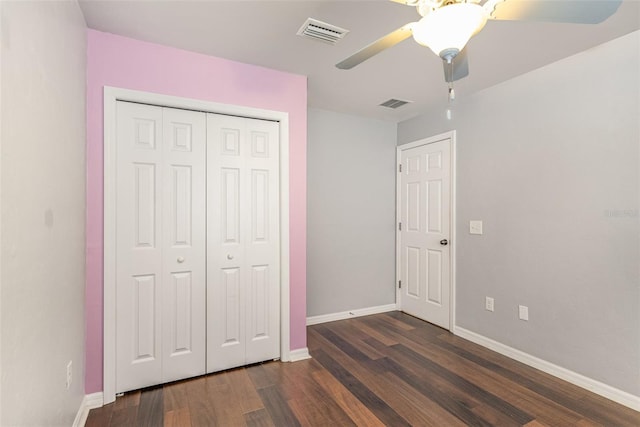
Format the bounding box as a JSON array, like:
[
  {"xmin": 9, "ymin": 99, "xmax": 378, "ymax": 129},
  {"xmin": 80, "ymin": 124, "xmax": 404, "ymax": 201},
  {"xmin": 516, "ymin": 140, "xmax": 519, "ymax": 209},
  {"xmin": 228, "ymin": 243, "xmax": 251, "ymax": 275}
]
[{"xmin": 440, "ymin": 48, "xmax": 460, "ymax": 62}]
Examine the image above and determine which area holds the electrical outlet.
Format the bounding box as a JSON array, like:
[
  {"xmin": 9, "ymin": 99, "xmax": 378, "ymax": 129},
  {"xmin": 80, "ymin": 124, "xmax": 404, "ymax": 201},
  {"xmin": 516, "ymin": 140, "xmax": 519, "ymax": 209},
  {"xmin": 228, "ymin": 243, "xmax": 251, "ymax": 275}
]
[
  {"xmin": 518, "ymin": 305, "xmax": 529, "ymax": 321},
  {"xmin": 485, "ymin": 297, "xmax": 494, "ymax": 312},
  {"xmin": 66, "ymin": 361, "xmax": 72, "ymax": 390}
]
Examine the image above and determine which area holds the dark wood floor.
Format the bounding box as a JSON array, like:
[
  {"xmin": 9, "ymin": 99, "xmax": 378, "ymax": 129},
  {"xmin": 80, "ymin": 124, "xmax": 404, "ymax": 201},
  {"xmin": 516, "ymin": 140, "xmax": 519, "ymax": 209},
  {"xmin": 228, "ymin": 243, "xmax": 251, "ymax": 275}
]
[{"xmin": 86, "ymin": 312, "xmax": 640, "ymax": 426}]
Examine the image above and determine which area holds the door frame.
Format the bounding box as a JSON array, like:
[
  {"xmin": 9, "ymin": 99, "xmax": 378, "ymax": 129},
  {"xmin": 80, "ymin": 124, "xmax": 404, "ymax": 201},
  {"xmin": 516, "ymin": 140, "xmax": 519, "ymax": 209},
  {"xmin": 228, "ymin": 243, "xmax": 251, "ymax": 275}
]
[
  {"xmin": 395, "ymin": 131, "xmax": 457, "ymax": 331},
  {"xmin": 103, "ymin": 86, "xmax": 291, "ymax": 404}
]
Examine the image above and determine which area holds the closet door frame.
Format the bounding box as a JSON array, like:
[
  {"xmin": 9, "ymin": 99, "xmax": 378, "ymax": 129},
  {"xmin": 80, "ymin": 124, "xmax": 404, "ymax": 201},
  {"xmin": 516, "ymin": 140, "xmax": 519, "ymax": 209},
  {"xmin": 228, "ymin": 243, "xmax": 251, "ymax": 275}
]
[{"xmin": 102, "ymin": 86, "xmax": 291, "ymax": 405}]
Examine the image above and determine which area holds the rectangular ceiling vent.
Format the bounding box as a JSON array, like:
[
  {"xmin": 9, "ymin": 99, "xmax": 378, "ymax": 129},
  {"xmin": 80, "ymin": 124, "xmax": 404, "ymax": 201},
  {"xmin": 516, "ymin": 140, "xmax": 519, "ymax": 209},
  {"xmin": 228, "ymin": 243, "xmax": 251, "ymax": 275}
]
[
  {"xmin": 379, "ymin": 99, "xmax": 412, "ymax": 109},
  {"xmin": 297, "ymin": 18, "xmax": 349, "ymax": 45}
]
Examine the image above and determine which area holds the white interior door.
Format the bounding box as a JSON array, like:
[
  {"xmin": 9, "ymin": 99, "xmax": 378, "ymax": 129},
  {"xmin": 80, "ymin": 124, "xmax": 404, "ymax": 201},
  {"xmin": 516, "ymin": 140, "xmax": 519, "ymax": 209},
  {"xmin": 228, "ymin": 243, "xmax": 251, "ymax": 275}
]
[
  {"xmin": 398, "ymin": 135, "xmax": 452, "ymax": 329},
  {"xmin": 115, "ymin": 102, "xmax": 206, "ymax": 393},
  {"xmin": 206, "ymin": 113, "xmax": 280, "ymax": 373}
]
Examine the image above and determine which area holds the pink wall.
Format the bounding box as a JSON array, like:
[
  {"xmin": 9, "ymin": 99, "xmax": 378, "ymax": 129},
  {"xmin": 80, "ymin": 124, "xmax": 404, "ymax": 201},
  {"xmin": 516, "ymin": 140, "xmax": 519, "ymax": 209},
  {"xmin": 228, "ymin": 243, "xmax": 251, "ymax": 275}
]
[{"xmin": 85, "ymin": 30, "xmax": 307, "ymax": 393}]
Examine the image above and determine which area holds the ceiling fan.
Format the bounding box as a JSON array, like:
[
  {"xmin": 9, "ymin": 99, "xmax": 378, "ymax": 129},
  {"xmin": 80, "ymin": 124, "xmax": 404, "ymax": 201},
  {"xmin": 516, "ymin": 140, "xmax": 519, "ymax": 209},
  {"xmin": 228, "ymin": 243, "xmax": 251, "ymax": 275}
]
[{"xmin": 336, "ymin": 0, "xmax": 622, "ymax": 83}]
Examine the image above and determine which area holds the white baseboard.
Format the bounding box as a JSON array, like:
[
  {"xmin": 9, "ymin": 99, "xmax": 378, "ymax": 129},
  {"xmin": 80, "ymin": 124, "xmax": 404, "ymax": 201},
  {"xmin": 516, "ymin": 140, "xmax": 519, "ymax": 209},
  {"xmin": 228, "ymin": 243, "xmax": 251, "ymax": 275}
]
[
  {"xmin": 73, "ymin": 392, "xmax": 104, "ymax": 427},
  {"xmin": 453, "ymin": 326, "xmax": 640, "ymax": 411},
  {"xmin": 289, "ymin": 347, "xmax": 312, "ymax": 362},
  {"xmin": 307, "ymin": 303, "xmax": 398, "ymax": 326}
]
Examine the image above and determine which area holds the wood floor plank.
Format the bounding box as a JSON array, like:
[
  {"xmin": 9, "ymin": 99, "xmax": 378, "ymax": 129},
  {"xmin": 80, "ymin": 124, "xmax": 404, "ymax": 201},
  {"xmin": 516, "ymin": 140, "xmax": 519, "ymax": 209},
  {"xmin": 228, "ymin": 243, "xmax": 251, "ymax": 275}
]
[
  {"xmin": 245, "ymin": 362, "xmax": 279, "ymax": 390},
  {"xmin": 135, "ymin": 386, "xmax": 163, "ymax": 427},
  {"xmin": 314, "ymin": 327, "xmax": 464, "ymax": 426},
  {"xmin": 362, "ymin": 314, "xmax": 596, "ymax": 425},
  {"xmin": 437, "ymin": 332, "xmax": 588, "ymax": 400},
  {"xmin": 258, "ymin": 357, "xmax": 356, "ymax": 426},
  {"xmin": 288, "ymin": 395, "xmax": 357, "ymax": 427},
  {"xmin": 513, "ymin": 393, "xmax": 589, "ymax": 426},
  {"xmin": 309, "ymin": 327, "xmax": 458, "ymax": 427},
  {"xmin": 314, "ymin": 324, "xmax": 374, "ymax": 363},
  {"xmin": 313, "ymin": 348, "xmax": 411, "ymax": 426},
  {"xmin": 330, "ymin": 320, "xmax": 388, "ymax": 360},
  {"xmin": 574, "ymin": 418, "xmax": 605, "ymax": 427},
  {"xmin": 244, "ymin": 408, "xmax": 276, "ymax": 427},
  {"xmin": 430, "ymin": 333, "xmax": 637, "ymax": 426},
  {"xmin": 307, "ymin": 325, "xmax": 389, "ymax": 380},
  {"xmin": 310, "ymin": 368, "xmax": 386, "ymax": 427},
  {"xmin": 352, "ymin": 317, "xmax": 399, "ymax": 346},
  {"xmin": 84, "ymin": 405, "xmax": 113, "ymax": 427},
  {"xmin": 319, "ymin": 317, "xmax": 528, "ymax": 426},
  {"xmin": 576, "ymin": 394, "xmax": 640, "ymax": 426},
  {"xmin": 365, "ymin": 321, "xmax": 594, "ymax": 426},
  {"xmin": 377, "ymin": 355, "xmax": 495, "ymax": 426},
  {"xmin": 108, "ymin": 407, "xmax": 138, "ymax": 427},
  {"xmin": 373, "ymin": 312, "xmax": 415, "ymax": 331},
  {"xmin": 315, "ymin": 324, "xmax": 487, "ymax": 425},
  {"xmin": 163, "ymin": 408, "xmax": 192, "ymax": 427},
  {"xmin": 226, "ymin": 367, "xmax": 266, "ymax": 414},
  {"xmin": 87, "ymin": 312, "xmax": 640, "ymax": 427},
  {"xmin": 113, "ymin": 391, "xmax": 141, "ymax": 410},
  {"xmin": 257, "ymin": 385, "xmax": 302, "ymax": 427},
  {"xmin": 163, "ymin": 380, "xmax": 189, "ymax": 414},
  {"xmin": 377, "ymin": 370, "xmax": 469, "ymax": 427},
  {"xmin": 471, "ymin": 403, "xmax": 529, "ymax": 427},
  {"xmin": 392, "ymin": 342, "xmax": 534, "ymax": 424},
  {"xmin": 185, "ymin": 376, "xmax": 219, "ymax": 427},
  {"xmin": 286, "ymin": 397, "xmax": 322, "ymax": 427},
  {"xmin": 205, "ymin": 372, "xmax": 247, "ymax": 426},
  {"xmin": 361, "ymin": 319, "xmax": 541, "ymax": 426}
]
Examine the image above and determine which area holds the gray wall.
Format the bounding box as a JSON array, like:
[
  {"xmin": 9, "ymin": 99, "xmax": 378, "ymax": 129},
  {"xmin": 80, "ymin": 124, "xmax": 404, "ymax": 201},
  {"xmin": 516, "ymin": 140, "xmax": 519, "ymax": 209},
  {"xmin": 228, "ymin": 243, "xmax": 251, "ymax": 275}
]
[
  {"xmin": 399, "ymin": 31, "xmax": 639, "ymax": 396},
  {"xmin": 307, "ymin": 109, "xmax": 397, "ymax": 317},
  {"xmin": 1, "ymin": 1, "xmax": 87, "ymax": 425}
]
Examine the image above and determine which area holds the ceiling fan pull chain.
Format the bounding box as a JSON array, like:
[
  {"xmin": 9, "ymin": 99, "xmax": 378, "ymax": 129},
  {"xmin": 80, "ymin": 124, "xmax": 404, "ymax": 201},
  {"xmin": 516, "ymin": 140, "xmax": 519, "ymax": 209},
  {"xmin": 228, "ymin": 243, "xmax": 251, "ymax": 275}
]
[
  {"xmin": 448, "ymin": 59, "xmax": 455, "ymax": 103},
  {"xmin": 446, "ymin": 57, "xmax": 455, "ymax": 120}
]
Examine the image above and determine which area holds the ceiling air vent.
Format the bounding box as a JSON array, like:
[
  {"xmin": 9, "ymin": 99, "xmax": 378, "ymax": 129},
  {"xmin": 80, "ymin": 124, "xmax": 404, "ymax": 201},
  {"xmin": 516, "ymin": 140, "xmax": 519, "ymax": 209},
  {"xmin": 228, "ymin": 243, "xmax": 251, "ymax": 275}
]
[
  {"xmin": 379, "ymin": 99, "xmax": 412, "ymax": 109},
  {"xmin": 297, "ymin": 18, "xmax": 349, "ymax": 45}
]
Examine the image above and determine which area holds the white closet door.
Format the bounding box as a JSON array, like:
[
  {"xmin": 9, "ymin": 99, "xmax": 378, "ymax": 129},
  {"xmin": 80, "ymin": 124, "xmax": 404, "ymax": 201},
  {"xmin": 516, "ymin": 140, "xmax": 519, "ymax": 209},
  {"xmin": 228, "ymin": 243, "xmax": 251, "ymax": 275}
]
[
  {"xmin": 115, "ymin": 102, "xmax": 206, "ymax": 393},
  {"xmin": 161, "ymin": 107, "xmax": 206, "ymax": 383},
  {"xmin": 206, "ymin": 114, "xmax": 280, "ymax": 373}
]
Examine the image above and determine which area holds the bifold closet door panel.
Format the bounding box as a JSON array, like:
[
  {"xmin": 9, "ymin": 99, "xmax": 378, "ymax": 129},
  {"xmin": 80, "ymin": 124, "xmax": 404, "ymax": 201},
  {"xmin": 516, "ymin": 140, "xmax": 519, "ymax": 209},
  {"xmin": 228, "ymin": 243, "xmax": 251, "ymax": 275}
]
[
  {"xmin": 115, "ymin": 102, "xmax": 206, "ymax": 393},
  {"xmin": 206, "ymin": 113, "xmax": 280, "ymax": 373},
  {"xmin": 116, "ymin": 102, "xmax": 164, "ymax": 393},
  {"xmin": 161, "ymin": 107, "xmax": 207, "ymax": 383},
  {"xmin": 243, "ymin": 117, "xmax": 280, "ymax": 365}
]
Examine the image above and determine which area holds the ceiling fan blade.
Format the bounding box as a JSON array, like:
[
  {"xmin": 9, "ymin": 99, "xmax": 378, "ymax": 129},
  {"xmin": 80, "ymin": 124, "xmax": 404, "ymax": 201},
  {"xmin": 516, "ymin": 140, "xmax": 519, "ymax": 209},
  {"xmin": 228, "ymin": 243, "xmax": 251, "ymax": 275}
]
[
  {"xmin": 443, "ymin": 49, "xmax": 469, "ymax": 83},
  {"xmin": 336, "ymin": 23, "xmax": 415, "ymax": 70},
  {"xmin": 388, "ymin": 0, "xmax": 420, "ymax": 5},
  {"xmin": 485, "ymin": 0, "xmax": 622, "ymax": 24}
]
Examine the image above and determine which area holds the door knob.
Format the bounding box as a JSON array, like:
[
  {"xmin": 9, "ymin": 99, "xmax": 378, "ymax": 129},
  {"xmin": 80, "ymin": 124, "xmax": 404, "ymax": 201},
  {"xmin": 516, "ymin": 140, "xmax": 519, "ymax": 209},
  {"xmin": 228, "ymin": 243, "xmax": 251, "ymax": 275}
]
[
  {"xmin": 440, "ymin": 239, "xmax": 448, "ymax": 246},
  {"xmin": 177, "ymin": 256, "xmax": 185, "ymax": 263},
  {"xmin": 227, "ymin": 254, "xmax": 234, "ymax": 260}
]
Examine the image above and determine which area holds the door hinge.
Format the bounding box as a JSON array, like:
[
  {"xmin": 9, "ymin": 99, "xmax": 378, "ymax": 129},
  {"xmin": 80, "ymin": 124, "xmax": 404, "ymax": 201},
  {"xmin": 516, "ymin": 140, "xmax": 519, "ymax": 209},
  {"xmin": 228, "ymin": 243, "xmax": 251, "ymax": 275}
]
[
  {"xmin": 398, "ymin": 164, "xmax": 402, "ymax": 173},
  {"xmin": 398, "ymin": 222, "xmax": 402, "ymax": 231},
  {"xmin": 398, "ymin": 280, "xmax": 402, "ymax": 289}
]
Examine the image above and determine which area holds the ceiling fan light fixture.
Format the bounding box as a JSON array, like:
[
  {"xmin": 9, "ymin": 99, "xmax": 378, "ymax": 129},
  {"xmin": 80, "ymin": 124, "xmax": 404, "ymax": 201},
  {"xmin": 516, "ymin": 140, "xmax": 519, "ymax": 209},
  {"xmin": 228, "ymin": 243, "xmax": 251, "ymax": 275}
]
[{"xmin": 412, "ymin": 2, "xmax": 487, "ymax": 59}]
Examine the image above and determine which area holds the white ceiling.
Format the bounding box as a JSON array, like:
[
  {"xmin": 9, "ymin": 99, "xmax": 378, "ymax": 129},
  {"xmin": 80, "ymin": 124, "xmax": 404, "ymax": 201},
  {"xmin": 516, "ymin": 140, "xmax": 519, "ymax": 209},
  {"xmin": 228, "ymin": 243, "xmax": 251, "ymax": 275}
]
[{"xmin": 78, "ymin": 0, "xmax": 640, "ymax": 122}]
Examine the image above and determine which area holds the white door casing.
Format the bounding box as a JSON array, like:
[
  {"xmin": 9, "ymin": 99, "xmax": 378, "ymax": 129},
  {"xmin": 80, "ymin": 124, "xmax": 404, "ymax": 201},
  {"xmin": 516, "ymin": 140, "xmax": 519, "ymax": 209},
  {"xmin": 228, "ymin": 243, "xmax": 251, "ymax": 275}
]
[
  {"xmin": 397, "ymin": 132, "xmax": 455, "ymax": 330},
  {"xmin": 115, "ymin": 102, "xmax": 206, "ymax": 393},
  {"xmin": 104, "ymin": 87, "xmax": 291, "ymax": 405},
  {"xmin": 206, "ymin": 114, "xmax": 280, "ymax": 373}
]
